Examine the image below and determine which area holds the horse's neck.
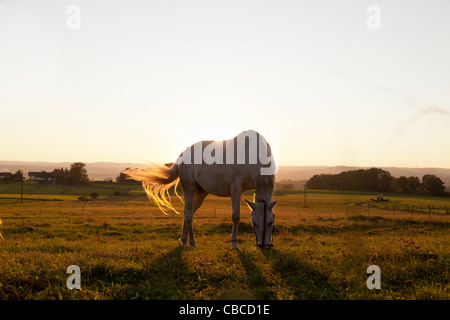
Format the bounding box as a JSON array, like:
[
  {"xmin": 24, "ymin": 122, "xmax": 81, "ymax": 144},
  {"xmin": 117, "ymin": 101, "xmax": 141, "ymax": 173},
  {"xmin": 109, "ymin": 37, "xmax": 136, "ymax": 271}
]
[
  {"xmin": 255, "ymin": 190, "xmax": 272, "ymax": 203},
  {"xmin": 254, "ymin": 174, "xmax": 274, "ymax": 203}
]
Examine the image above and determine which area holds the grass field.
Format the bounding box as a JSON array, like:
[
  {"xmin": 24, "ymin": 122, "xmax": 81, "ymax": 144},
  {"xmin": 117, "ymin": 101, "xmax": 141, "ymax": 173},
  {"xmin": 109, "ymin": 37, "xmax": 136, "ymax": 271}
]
[{"xmin": 0, "ymin": 182, "xmax": 448, "ymax": 300}]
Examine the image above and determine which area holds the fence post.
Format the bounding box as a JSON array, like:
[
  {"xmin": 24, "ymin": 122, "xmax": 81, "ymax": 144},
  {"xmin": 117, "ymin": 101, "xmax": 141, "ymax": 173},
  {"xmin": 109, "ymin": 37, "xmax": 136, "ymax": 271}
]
[
  {"xmin": 428, "ymin": 204, "xmax": 431, "ymax": 219},
  {"xmin": 304, "ymin": 185, "xmax": 307, "ymax": 207}
]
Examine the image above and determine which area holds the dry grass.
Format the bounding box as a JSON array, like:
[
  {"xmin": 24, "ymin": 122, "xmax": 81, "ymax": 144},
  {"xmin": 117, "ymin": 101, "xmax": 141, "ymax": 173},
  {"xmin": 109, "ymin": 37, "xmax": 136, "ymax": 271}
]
[{"xmin": 0, "ymin": 190, "xmax": 448, "ymax": 300}]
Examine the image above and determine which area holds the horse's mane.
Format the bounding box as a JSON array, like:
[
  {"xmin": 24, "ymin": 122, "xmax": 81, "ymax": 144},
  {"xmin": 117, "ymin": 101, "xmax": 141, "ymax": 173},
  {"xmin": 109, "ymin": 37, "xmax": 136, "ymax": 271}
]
[
  {"xmin": 255, "ymin": 173, "xmax": 274, "ymax": 203},
  {"xmin": 254, "ymin": 131, "xmax": 275, "ymax": 203}
]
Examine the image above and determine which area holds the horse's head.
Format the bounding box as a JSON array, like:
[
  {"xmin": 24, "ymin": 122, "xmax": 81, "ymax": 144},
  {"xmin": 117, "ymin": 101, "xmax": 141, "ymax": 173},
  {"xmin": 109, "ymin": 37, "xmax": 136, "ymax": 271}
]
[{"xmin": 245, "ymin": 199, "xmax": 277, "ymax": 249}]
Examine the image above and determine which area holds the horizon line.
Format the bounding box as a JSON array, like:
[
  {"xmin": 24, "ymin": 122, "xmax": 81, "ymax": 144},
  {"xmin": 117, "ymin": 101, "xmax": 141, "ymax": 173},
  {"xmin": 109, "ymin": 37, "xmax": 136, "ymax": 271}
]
[{"xmin": 1, "ymin": 159, "xmax": 450, "ymax": 170}]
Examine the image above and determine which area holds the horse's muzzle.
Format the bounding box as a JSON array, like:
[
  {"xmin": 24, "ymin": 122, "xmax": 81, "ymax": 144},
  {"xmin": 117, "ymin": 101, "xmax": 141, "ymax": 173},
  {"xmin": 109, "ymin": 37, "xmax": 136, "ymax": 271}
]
[{"xmin": 255, "ymin": 242, "xmax": 273, "ymax": 249}]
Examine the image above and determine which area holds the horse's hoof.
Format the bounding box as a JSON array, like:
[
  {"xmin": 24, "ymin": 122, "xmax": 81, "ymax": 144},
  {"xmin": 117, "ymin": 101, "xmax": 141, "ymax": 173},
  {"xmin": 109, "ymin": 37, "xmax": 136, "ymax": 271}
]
[
  {"xmin": 231, "ymin": 242, "xmax": 240, "ymax": 250},
  {"xmin": 189, "ymin": 240, "xmax": 197, "ymax": 247}
]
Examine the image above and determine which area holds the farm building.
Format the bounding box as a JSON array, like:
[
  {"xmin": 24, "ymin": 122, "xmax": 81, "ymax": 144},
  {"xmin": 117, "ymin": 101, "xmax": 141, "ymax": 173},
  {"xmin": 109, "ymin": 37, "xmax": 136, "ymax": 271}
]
[
  {"xmin": 28, "ymin": 171, "xmax": 55, "ymax": 182},
  {"xmin": 28, "ymin": 171, "xmax": 67, "ymax": 183},
  {"xmin": 0, "ymin": 171, "xmax": 12, "ymax": 180}
]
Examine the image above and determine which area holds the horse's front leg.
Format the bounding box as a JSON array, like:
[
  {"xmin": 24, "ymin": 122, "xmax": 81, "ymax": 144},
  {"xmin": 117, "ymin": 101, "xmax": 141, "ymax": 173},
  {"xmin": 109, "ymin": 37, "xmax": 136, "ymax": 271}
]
[{"xmin": 230, "ymin": 185, "xmax": 241, "ymax": 250}]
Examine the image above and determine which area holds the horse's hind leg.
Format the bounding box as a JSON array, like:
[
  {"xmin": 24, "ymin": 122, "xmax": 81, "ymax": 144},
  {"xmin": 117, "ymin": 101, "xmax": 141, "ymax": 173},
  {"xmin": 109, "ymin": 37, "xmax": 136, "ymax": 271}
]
[
  {"xmin": 190, "ymin": 190, "xmax": 207, "ymax": 246},
  {"xmin": 180, "ymin": 189, "xmax": 194, "ymax": 247},
  {"xmin": 230, "ymin": 184, "xmax": 242, "ymax": 250},
  {"xmin": 193, "ymin": 190, "xmax": 208, "ymax": 214},
  {"xmin": 180, "ymin": 188, "xmax": 207, "ymax": 247}
]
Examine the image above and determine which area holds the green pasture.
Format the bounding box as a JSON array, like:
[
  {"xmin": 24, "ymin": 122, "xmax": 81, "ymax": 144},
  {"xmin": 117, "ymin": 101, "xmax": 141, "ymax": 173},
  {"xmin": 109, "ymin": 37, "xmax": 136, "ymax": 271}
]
[{"xmin": 0, "ymin": 184, "xmax": 448, "ymax": 300}]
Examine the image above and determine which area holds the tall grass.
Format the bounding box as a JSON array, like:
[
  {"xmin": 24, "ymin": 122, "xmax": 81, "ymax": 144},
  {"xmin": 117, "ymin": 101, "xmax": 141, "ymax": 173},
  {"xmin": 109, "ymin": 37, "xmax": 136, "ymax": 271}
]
[{"xmin": 0, "ymin": 189, "xmax": 448, "ymax": 300}]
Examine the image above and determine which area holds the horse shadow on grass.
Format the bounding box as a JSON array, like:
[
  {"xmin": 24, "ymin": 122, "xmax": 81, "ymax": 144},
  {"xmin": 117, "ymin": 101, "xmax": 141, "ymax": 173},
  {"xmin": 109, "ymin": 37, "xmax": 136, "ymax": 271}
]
[
  {"xmin": 140, "ymin": 245, "xmax": 196, "ymax": 299},
  {"xmin": 87, "ymin": 245, "xmax": 193, "ymax": 299},
  {"xmin": 237, "ymin": 247, "xmax": 340, "ymax": 300}
]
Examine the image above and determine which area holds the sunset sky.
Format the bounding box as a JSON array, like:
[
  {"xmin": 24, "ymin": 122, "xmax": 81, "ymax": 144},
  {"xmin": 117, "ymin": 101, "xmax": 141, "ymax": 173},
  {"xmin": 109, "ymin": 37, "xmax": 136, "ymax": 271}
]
[{"xmin": 1, "ymin": 0, "xmax": 449, "ymax": 168}]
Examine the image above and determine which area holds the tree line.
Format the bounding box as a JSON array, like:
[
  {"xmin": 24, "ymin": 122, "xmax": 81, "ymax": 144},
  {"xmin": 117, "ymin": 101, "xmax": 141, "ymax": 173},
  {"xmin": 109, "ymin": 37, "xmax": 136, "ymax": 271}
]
[
  {"xmin": 27, "ymin": 163, "xmax": 139, "ymax": 185},
  {"xmin": 305, "ymin": 168, "xmax": 448, "ymax": 196},
  {"xmin": 47, "ymin": 162, "xmax": 90, "ymax": 185}
]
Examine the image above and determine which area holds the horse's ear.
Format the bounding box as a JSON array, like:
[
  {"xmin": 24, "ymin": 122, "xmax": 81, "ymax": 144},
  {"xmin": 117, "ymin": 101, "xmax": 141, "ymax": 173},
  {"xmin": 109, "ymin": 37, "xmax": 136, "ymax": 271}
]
[
  {"xmin": 267, "ymin": 200, "xmax": 278, "ymax": 210},
  {"xmin": 245, "ymin": 199, "xmax": 256, "ymax": 211}
]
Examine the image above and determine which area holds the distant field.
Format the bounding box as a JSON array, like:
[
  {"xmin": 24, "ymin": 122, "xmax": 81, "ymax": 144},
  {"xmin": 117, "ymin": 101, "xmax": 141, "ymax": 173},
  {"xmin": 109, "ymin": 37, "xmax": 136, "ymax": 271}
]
[
  {"xmin": 0, "ymin": 183, "xmax": 448, "ymax": 300},
  {"xmin": 0, "ymin": 181, "xmax": 145, "ymax": 197},
  {"xmin": 0, "ymin": 194, "xmax": 79, "ymax": 201}
]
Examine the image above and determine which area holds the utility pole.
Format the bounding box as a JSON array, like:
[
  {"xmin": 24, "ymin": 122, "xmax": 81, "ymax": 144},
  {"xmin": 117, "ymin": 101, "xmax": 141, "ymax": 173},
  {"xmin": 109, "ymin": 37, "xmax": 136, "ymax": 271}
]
[
  {"xmin": 20, "ymin": 169, "xmax": 24, "ymax": 204},
  {"xmin": 304, "ymin": 184, "xmax": 307, "ymax": 207}
]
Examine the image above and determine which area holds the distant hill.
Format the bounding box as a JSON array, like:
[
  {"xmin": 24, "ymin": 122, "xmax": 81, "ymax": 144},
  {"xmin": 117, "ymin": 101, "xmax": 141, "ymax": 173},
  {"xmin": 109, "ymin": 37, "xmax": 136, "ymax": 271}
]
[{"xmin": 1, "ymin": 161, "xmax": 449, "ymax": 188}]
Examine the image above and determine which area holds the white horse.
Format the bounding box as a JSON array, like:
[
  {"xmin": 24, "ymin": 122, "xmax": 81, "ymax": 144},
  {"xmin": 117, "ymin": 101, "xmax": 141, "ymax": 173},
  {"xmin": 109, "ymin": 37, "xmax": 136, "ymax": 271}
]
[{"xmin": 125, "ymin": 130, "xmax": 277, "ymax": 249}]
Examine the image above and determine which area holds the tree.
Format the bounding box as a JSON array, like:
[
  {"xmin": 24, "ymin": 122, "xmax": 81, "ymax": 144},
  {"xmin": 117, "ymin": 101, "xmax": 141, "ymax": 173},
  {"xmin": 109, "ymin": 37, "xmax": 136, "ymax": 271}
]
[
  {"xmin": 396, "ymin": 176, "xmax": 421, "ymax": 194},
  {"xmin": 116, "ymin": 168, "xmax": 139, "ymax": 184},
  {"xmin": 421, "ymin": 174, "xmax": 445, "ymax": 196},
  {"xmin": 52, "ymin": 167, "xmax": 69, "ymax": 184},
  {"xmin": 407, "ymin": 176, "xmax": 421, "ymax": 194},
  {"xmin": 68, "ymin": 162, "xmax": 89, "ymax": 185},
  {"xmin": 363, "ymin": 168, "xmax": 394, "ymax": 192},
  {"xmin": 306, "ymin": 169, "xmax": 447, "ymax": 196},
  {"xmin": 396, "ymin": 176, "xmax": 410, "ymax": 193},
  {"xmin": 306, "ymin": 174, "xmax": 336, "ymax": 190},
  {"xmin": 12, "ymin": 170, "xmax": 23, "ymax": 181}
]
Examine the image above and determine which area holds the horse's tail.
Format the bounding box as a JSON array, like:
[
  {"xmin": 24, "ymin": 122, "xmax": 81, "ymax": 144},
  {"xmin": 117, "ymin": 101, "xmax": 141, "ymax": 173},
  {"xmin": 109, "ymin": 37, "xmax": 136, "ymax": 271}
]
[{"xmin": 124, "ymin": 163, "xmax": 183, "ymax": 215}]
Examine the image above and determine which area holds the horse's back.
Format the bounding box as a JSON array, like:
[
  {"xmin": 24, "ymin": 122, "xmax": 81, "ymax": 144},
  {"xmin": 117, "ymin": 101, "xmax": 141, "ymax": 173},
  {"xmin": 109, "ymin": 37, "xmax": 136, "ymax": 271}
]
[{"xmin": 176, "ymin": 130, "xmax": 274, "ymax": 196}]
